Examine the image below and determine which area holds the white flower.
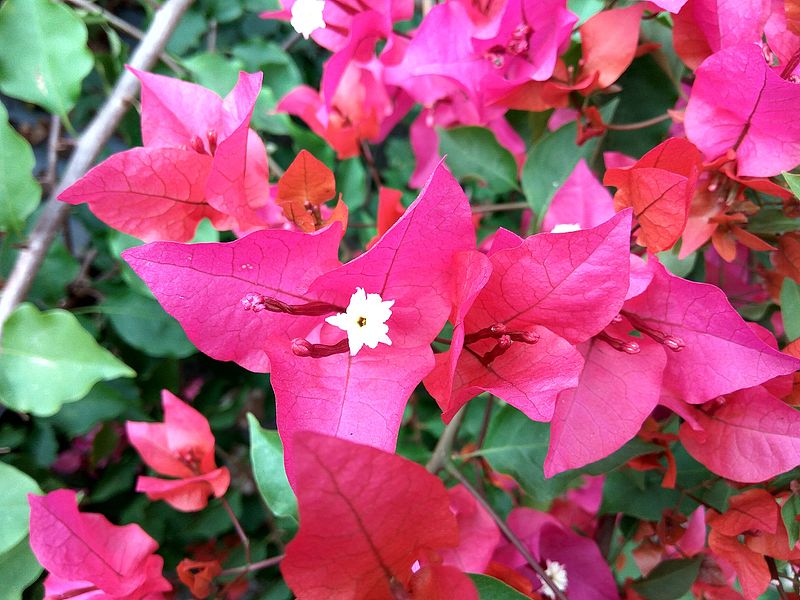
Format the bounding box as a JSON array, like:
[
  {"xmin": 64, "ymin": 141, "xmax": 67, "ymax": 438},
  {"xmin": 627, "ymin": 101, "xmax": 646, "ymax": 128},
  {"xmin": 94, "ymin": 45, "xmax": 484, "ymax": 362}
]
[
  {"xmin": 550, "ymin": 223, "xmax": 582, "ymax": 233},
  {"xmin": 325, "ymin": 288, "xmax": 394, "ymax": 356},
  {"xmin": 538, "ymin": 560, "xmax": 568, "ymax": 599},
  {"xmin": 290, "ymin": 0, "xmax": 326, "ymax": 39}
]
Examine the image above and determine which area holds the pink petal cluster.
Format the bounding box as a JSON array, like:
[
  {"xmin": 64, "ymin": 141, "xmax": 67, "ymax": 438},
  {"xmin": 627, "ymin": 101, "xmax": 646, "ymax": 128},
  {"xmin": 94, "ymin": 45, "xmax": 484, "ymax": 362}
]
[
  {"xmin": 126, "ymin": 390, "xmax": 230, "ymax": 511},
  {"xmin": 124, "ymin": 163, "xmax": 474, "ymax": 480},
  {"xmin": 59, "ymin": 70, "xmax": 282, "ymax": 241},
  {"xmin": 29, "ymin": 489, "xmax": 171, "ymax": 600}
]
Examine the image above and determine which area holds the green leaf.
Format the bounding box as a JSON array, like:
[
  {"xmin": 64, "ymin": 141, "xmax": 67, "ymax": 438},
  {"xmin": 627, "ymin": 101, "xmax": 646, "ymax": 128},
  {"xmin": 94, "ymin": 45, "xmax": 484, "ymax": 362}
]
[
  {"xmin": 101, "ymin": 289, "xmax": 196, "ymax": 358},
  {"xmin": 336, "ymin": 157, "xmax": 367, "ymax": 210},
  {"xmin": 45, "ymin": 380, "xmax": 135, "ymax": 437},
  {"xmin": 0, "ymin": 537, "xmax": 43, "ymax": 600},
  {"xmin": 631, "ymin": 558, "xmax": 702, "ymax": 600},
  {"xmin": 471, "ymin": 574, "xmax": 531, "ymax": 599},
  {"xmin": 747, "ymin": 207, "xmax": 800, "ymax": 234},
  {"xmin": 0, "ymin": 463, "xmax": 41, "ymax": 555},
  {"xmin": 568, "ymin": 0, "xmax": 605, "ymax": 24},
  {"xmin": 0, "ymin": 101, "xmax": 40, "ymax": 233},
  {"xmin": 0, "ymin": 0, "xmax": 93, "ymax": 118},
  {"xmin": 184, "ymin": 52, "xmax": 246, "ymax": 96},
  {"xmin": 0, "ymin": 303, "xmax": 135, "ymax": 416},
  {"xmin": 601, "ymin": 469, "xmax": 681, "ymax": 520},
  {"xmin": 781, "ymin": 278, "xmax": 800, "ymax": 341},
  {"xmin": 439, "ymin": 127, "xmax": 519, "ymax": 194},
  {"xmin": 781, "ymin": 493, "xmax": 800, "ymax": 549},
  {"xmin": 784, "ymin": 172, "xmax": 800, "ymax": 199},
  {"xmin": 232, "ymin": 40, "xmax": 302, "ymax": 100},
  {"xmin": 478, "ymin": 405, "xmax": 660, "ymax": 503},
  {"xmin": 248, "ymin": 414, "xmax": 298, "ymax": 524},
  {"xmin": 521, "ymin": 101, "xmax": 617, "ymax": 228},
  {"xmin": 657, "ymin": 248, "xmax": 697, "ymax": 279}
]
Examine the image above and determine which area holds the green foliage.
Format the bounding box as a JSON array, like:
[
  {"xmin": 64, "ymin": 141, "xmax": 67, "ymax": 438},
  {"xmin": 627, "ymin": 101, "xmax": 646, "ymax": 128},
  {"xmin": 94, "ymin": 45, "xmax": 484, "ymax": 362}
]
[
  {"xmin": 782, "ymin": 493, "xmax": 800, "ymax": 549},
  {"xmin": 781, "ymin": 278, "xmax": 800, "ymax": 341},
  {"xmin": 0, "ymin": 0, "xmax": 93, "ymax": 119},
  {"xmin": 439, "ymin": 127, "xmax": 519, "ymax": 195},
  {"xmin": 0, "ymin": 463, "xmax": 41, "ymax": 555},
  {"xmin": 631, "ymin": 558, "xmax": 703, "ymax": 600},
  {"xmin": 521, "ymin": 101, "xmax": 616, "ymax": 229},
  {"xmin": 478, "ymin": 405, "xmax": 660, "ymax": 504},
  {"xmin": 0, "ymin": 537, "xmax": 43, "ymax": 600},
  {"xmin": 100, "ymin": 288, "xmax": 197, "ymax": 358},
  {"xmin": 248, "ymin": 414, "xmax": 298, "ymax": 524},
  {"xmin": 0, "ymin": 303, "xmax": 135, "ymax": 416},
  {"xmin": 0, "ymin": 101, "xmax": 40, "ymax": 233},
  {"xmin": 471, "ymin": 574, "xmax": 531, "ymax": 599}
]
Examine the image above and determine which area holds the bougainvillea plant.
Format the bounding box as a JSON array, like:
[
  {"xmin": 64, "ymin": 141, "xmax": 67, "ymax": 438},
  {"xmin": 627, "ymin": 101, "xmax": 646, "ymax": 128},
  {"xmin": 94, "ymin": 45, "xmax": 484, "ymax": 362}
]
[{"xmin": 2, "ymin": 0, "xmax": 800, "ymax": 598}]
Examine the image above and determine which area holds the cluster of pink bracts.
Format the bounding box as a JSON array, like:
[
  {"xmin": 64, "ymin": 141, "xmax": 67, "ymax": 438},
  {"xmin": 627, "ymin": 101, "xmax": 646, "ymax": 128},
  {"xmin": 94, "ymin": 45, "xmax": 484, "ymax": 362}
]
[{"xmin": 33, "ymin": 0, "xmax": 800, "ymax": 598}]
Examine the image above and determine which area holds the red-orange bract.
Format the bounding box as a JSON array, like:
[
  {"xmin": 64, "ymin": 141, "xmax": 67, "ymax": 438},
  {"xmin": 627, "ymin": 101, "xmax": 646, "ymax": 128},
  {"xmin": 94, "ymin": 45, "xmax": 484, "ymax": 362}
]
[{"xmin": 280, "ymin": 431, "xmax": 477, "ymax": 599}]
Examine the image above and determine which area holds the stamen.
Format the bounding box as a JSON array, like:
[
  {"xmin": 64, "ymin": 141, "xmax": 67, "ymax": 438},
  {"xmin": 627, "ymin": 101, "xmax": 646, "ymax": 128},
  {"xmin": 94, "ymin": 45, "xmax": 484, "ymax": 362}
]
[
  {"xmin": 622, "ymin": 312, "xmax": 685, "ymax": 352},
  {"xmin": 292, "ymin": 338, "xmax": 350, "ymax": 358},
  {"xmin": 597, "ymin": 330, "xmax": 640, "ymax": 354},
  {"xmin": 207, "ymin": 129, "xmax": 217, "ymax": 155},
  {"xmin": 241, "ymin": 293, "xmax": 344, "ymax": 316},
  {"xmin": 190, "ymin": 135, "xmax": 208, "ymax": 155},
  {"xmin": 464, "ymin": 323, "xmax": 539, "ymax": 346},
  {"xmin": 479, "ymin": 335, "xmax": 512, "ymax": 366}
]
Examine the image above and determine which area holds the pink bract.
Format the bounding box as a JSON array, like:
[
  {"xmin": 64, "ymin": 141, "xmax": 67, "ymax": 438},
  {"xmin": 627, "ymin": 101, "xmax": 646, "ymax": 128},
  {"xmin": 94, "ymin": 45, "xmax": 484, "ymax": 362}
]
[
  {"xmin": 29, "ymin": 489, "xmax": 170, "ymax": 599},
  {"xmin": 126, "ymin": 390, "xmax": 230, "ymax": 511}
]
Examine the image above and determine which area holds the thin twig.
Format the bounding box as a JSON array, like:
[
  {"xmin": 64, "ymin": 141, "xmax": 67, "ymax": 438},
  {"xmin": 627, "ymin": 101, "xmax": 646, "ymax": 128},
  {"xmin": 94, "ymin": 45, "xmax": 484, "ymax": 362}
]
[
  {"xmin": 445, "ymin": 462, "xmax": 569, "ymax": 600},
  {"xmin": 281, "ymin": 31, "xmax": 302, "ymax": 52},
  {"xmin": 0, "ymin": 0, "xmax": 195, "ymax": 343},
  {"xmin": 476, "ymin": 396, "xmax": 494, "ymax": 450},
  {"xmin": 361, "ymin": 142, "xmax": 382, "ymax": 187},
  {"xmin": 65, "ymin": 0, "xmax": 185, "ymax": 75},
  {"xmin": 426, "ymin": 407, "xmax": 465, "ymax": 473},
  {"xmin": 767, "ymin": 557, "xmax": 791, "ymax": 600},
  {"xmin": 219, "ymin": 554, "xmax": 284, "ymax": 577},
  {"xmin": 604, "ymin": 113, "xmax": 671, "ymax": 131},
  {"xmin": 471, "ymin": 201, "xmax": 529, "ymax": 214},
  {"xmin": 221, "ymin": 497, "xmax": 251, "ymax": 566},
  {"xmin": 44, "ymin": 115, "xmax": 62, "ymax": 194}
]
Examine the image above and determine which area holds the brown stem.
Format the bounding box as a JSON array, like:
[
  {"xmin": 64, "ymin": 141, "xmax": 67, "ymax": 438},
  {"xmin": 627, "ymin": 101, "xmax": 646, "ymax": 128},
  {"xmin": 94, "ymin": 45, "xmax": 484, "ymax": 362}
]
[
  {"xmin": 221, "ymin": 497, "xmax": 251, "ymax": 566},
  {"xmin": 65, "ymin": 0, "xmax": 185, "ymax": 74},
  {"xmin": 476, "ymin": 396, "xmax": 494, "ymax": 450},
  {"xmin": 767, "ymin": 556, "xmax": 790, "ymax": 600},
  {"xmin": 44, "ymin": 115, "xmax": 61, "ymax": 194},
  {"xmin": 426, "ymin": 407, "xmax": 465, "ymax": 473},
  {"xmin": 604, "ymin": 113, "xmax": 671, "ymax": 131},
  {"xmin": 360, "ymin": 140, "xmax": 383, "ymax": 193},
  {"xmin": 471, "ymin": 201, "xmax": 529, "ymax": 214},
  {"xmin": 781, "ymin": 48, "xmax": 800, "ymax": 79},
  {"xmin": 444, "ymin": 462, "xmax": 569, "ymax": 600},
  {"xmin": 0, "ymin": 0, "xmax": 195, "ymax": 344},
  {"xmin": 218, "ymin": 554, "xmax": 285, "ymax": 577}
]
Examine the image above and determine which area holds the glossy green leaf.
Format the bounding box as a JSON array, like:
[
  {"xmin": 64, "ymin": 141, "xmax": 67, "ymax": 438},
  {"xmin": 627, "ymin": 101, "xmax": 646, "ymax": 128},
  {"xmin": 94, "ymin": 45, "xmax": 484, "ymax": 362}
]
[
  {"xmin": 471, "ymin": 574, "xmax": 531, "ymax": 599},
  {"xmin": 0, "ymin": 463, "xmax": 41, "ymax": 555},
  {"xmin": 439, "ymin": 127, "xmax": 519, "ymax": 194},
  {"xmin": 784, "ymin": 172, "xmax": 800, "ymax": 199},
  {"xmin": 781, "ymin": 493, "xmax": 800, "ymax": 550},
  {"xmin": 0, "ymin": 303, "xmax": 135, "ymax": 416},
  {"xmin": 184, "ymin": 52, "xmax": 246, "ymax": 96},
  {"xmin": 568, "ymin": 0, "xmax": 605, "ymax": 24},
  {"xmin": 521, "ymin": 101, "xmax": 616, "ymax": 228},
  {"xmin": 781, "ymin": 278, "xmax": 800, "ymax": 342},
  {"xmin": 601, "ymin": 469, "xmax": 681, "ymax": 521},
  {"xmin": 248, "ymin": 414, "xmax": 298, "ymax": 524},
  {"xmin": 0, "ymin": 537, "xmax": 42, "ymax": 600},
  {"xmin": 101, "ymin": 289, "xmax": 196, "ymax": 358},
  {"xmin": 0, "ymin": 0, "xmax": 93, "ymax": 118},
  {"xmin": 478, "ymin": 406, "xmax": 660, "ymax": 503},
  {"xmin": 0, "ymin": 102, "xmax": 40, "ymax": 233},
  {"xmin": 631, "ymin": 558, "xmax": 702, "ymax": 600}
]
